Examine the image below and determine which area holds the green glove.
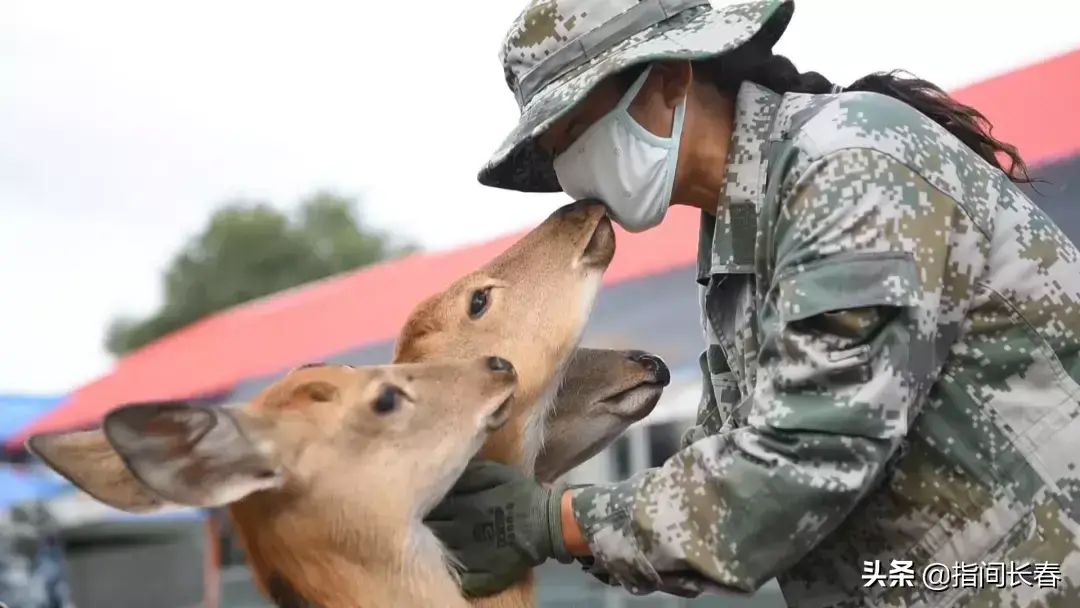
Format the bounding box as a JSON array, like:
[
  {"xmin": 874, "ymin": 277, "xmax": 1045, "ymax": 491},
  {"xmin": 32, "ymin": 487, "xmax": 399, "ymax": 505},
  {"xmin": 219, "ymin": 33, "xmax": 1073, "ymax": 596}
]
[{"xmin": 425, "ymin": 459, "xmax": 572, "ymax": 597}]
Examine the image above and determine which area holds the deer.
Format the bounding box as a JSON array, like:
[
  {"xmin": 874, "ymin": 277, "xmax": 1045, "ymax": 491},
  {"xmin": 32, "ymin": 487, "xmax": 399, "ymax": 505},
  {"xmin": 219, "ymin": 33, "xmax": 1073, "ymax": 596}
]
[
  {"xmin": 535, "ymin": 346, "xmax": 668, "ymax": 484},
  {"xmin": 27, "ymin": 199, "xmax": 670, "ymax": 607},
  {"xmin": 390, "ymin": 200, "xmax": 614, "ymax": 608},
  {"xmin": 28, "ymin": 358, "xmax": 520, "ymax": 608}
]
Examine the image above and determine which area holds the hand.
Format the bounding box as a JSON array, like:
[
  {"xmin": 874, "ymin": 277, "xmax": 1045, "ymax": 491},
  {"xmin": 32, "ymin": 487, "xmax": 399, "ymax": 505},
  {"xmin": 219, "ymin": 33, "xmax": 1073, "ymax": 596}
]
[{"xmin": 425, "ymin": 460, "xmax": 571, "ymax": 597}]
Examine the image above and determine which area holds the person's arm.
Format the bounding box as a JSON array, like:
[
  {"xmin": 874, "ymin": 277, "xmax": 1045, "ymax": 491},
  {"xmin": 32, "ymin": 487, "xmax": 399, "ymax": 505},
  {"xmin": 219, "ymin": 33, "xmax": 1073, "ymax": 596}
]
[
  {"xmin": 563, "ymin": 147, "xmax": 985, "ymax": 596},
  {"xmin": 561, "ymin": 490, "xmax": 590, "ymax": 555}
]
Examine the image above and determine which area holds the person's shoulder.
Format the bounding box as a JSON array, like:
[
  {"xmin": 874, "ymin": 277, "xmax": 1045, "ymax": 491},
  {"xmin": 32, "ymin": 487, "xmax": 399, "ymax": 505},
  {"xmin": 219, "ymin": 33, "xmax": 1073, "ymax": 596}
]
[
  {"xmin": 784, "ymin": 91, "xmax": 947, "ymax": 161},
  {"xmin": 777, "ymin": 91, "xmax": 1002, "ymax": 211}
]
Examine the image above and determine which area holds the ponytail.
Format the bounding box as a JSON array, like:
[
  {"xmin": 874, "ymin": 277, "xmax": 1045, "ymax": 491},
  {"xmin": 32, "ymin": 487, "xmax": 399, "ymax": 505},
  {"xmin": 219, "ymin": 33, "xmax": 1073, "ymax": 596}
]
[{"xmin": 688, "ymin": 41, "xmax": 1033, "ymax": 184}]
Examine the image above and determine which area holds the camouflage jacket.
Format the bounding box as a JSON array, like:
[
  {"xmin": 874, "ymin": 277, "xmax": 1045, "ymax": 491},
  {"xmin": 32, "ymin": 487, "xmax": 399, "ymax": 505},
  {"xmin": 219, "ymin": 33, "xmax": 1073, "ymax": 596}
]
[
  {"xmin": 570, "ymin": 81, "xmax": 1080, "ymax": 607},
  {"xmin": 0, "ymin": 504, "xmax": 75, "ymax": 608}
]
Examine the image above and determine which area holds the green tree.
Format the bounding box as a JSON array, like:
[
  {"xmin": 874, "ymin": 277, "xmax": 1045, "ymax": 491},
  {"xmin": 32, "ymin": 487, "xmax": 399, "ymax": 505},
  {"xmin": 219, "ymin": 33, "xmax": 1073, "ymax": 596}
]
[{"xmin": 104, "ymin": 191, "xmax": 416, "ymax": 356}]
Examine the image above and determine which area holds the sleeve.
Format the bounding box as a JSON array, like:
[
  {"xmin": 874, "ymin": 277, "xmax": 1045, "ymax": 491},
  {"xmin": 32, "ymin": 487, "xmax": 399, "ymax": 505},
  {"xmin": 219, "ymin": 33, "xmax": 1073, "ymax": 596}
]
[{"xmin": 567, "ymin": 147, "xmax": 984, "ymax": 596}]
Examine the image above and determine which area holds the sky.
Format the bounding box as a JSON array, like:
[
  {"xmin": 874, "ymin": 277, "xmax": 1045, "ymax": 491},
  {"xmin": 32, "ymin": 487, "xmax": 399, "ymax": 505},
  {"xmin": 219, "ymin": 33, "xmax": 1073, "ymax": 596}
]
[{"xmin": 2, "ymin": 0, "xmax": 1078, "ymax": 396}]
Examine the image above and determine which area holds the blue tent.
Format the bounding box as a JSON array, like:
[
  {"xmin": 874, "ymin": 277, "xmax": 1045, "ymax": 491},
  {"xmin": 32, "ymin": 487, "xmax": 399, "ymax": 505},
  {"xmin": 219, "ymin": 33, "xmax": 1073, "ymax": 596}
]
[
  {"xmin": 0, "ymin": 393, "xmax": 206, "ymax": 519},
  {"xmin": 0, "ymin": 465, "xmax": 70, "ymax": 509},
  {"xmin": 0, "ymin": 393, "xmax": 64, "ymax": 444},
  {"xmin": 0, "ymin": 394, "xmax": 70, "ymax": 507}
]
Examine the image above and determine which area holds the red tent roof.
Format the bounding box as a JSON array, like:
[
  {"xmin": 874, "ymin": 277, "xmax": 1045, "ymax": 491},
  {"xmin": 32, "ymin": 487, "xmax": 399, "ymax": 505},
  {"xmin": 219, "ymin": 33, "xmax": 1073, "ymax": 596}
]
[
  {"xmin": 13, "ymin": 48, "xmax": 1080, "ymax": 446},
  {"xmin": 951, "ymin": 49, "xmax": 1080, "ymax": 167}
]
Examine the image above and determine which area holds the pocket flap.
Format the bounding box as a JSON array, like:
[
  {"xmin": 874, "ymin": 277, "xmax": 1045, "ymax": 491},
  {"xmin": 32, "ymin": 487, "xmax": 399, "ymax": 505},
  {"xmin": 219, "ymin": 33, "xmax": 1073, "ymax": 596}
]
[{"xmin": 776, "ymin": 252, "xmax": 921, "ymax": 324}]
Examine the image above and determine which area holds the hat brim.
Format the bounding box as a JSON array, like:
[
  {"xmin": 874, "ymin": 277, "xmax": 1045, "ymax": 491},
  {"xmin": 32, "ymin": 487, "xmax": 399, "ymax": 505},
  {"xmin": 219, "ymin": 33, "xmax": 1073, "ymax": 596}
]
[{"xmin": 477, "ymin": 0, "xmax": 794, "ymax": 193}]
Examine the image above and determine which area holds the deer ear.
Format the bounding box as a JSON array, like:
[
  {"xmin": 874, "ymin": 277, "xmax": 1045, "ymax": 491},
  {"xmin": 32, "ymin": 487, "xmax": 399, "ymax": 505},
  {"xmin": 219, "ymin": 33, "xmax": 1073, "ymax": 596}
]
[
  {"xmin": 102, "ymin": 401, "xmax": 283, "ymax": 508},
  {"xmin": 26, "ymin": 429, "xmax": 166, "ymax": 513}
]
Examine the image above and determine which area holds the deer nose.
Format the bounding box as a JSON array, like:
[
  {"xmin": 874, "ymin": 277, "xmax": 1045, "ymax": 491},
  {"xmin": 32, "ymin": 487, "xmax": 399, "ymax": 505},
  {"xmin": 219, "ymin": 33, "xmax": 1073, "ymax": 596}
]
[
  {"xmin": 628, "ymin": 351, "xmax": 670, "ymax": 386},
  {"xmin": 486, "ymin": 356, "xmax": 516, "ymax": 375},
  {"xmin": 552, "ymin": 198, "xmax": 606, "ymax": 220}
]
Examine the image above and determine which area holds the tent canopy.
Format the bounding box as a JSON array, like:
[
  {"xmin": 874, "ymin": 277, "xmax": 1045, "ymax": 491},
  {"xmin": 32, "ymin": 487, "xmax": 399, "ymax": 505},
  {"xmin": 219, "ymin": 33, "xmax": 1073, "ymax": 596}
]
[{"xmin": 12, "ymin": 49, "xmax": 1080, "ymax": 446}]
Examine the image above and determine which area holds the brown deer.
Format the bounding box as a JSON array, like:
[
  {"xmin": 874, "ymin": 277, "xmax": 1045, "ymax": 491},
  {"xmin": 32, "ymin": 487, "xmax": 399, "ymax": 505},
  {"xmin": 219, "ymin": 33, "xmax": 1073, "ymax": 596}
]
[
  {"xmin": 536, "ymin": 347, "xmax": 668, "ymax": 484},
  {"xmin": 29, "ymin": 358, "xmax": 519, "ymax": 607},
  {"xmin": 392, "ymin": 200, "xmax": 615, "ymax": 470},
  {"xmin": 390, "ymin": 200, "xmax": 615, "ymax": 608}
]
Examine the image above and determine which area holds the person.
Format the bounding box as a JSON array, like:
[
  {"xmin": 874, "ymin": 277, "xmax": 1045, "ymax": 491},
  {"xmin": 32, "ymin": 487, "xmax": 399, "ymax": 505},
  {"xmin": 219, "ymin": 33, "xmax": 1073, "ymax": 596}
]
[
  {"xmin": 0, "ymin": 502, "xmax": 76, "ymax": 608},
  {"xmin": 425, "ymin": 0, "xmax": 1080, "ymax": 605}
]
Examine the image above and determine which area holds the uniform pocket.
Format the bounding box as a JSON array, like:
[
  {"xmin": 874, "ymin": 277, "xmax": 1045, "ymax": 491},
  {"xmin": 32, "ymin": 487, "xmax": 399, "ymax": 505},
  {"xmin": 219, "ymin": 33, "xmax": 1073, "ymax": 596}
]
[
  {"xmin": 681, "ymin": 349, "xmax": 741, "ymax": 448},
  {"xmin": 774, "ymin": 251, "xmax": 921, "ymax": 326},
  {"xmin": 682, "ymin": 372, "xmax": 742, "ymax": 448}
]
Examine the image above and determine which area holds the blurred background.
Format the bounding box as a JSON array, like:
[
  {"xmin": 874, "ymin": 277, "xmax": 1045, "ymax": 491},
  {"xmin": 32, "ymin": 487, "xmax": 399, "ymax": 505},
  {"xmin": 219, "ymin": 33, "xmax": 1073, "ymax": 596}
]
[{"xmin": 2, "ymin": 0, "xmax": 1078, "ymax": 606}]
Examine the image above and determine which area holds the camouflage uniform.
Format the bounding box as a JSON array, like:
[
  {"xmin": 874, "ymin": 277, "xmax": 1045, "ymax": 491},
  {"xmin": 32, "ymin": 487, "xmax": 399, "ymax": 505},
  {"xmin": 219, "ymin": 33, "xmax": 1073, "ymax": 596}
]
[
  {"xmin": 569, "ymin": 79, "xmax": 1080, "ymax": 607},
  {"xmin": 0, "ymin": 503, "xmax": 76, "ymax": 608},
  {"xmin": 482, "ymin": 0, "xmax": 1080, "ymax": 605}
]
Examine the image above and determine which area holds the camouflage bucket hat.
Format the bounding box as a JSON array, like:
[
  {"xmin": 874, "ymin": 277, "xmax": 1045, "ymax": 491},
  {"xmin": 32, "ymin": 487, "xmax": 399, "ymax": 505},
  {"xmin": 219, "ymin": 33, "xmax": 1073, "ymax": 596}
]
[{"xmin": 479, "ymin": 0, "xmax": 794, "ymax": 193}]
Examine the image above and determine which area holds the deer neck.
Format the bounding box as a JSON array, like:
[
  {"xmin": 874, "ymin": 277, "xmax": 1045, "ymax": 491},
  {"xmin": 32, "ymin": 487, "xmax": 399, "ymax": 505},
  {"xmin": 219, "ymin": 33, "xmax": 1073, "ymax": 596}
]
[
  {"xmin": 476, "ymin": 373, "xmax": 564, "ymax": 474},
  {"xmin": 228, "ymin": 495, "xmax": 469, "ymax": 608},
  {"xmin": 468, "ymin": 375, "xmax": 565, "ymax": 608}
]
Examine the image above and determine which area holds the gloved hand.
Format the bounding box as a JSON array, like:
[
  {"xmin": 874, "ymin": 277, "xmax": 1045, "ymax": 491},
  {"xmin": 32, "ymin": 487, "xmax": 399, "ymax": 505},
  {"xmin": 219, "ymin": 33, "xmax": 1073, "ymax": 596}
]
[{"xmin": 425, "ymin": 459, "xmax": 573, "ymax": 597}]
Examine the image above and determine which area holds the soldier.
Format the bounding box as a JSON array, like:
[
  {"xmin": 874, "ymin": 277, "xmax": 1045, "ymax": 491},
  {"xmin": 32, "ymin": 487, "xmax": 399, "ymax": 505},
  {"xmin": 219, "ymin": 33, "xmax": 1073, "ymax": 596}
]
[
  {"xmin": 425, "ymin": 0, "xmax": 1080, "ymax": 606},
  {"xmin": 0, "ymin": 502, "xmax": 75, "ymax": 608}
]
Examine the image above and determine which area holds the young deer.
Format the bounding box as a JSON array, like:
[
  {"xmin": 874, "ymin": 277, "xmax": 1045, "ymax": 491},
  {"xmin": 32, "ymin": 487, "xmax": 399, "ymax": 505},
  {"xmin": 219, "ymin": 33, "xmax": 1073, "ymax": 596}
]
[
  {"xmin": 391, "ymin": 200, "xmax": 625, "ymax": 608},
  {"xmin": 28, "ymin": 358, "xmax": 520, "ymax": 608},
  {"xmin": 537, "ymin": 347, "xmax": 669, "ymax": 484},
  {"xmin": 392, "ymin": 200, "xmax": 616, "ymax": 475}
]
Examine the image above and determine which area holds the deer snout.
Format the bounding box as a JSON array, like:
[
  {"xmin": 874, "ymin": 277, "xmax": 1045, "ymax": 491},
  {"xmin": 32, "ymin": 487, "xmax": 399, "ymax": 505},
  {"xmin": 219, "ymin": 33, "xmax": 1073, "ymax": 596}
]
[
  {"xmin": 541, "ymin": 199, "xmax": 615, "ymax": 269},
  {"xmin": 551, "ymin": 198, "xmax": 607, "ymax": 221},
  {"xmin": 628, "ymin": 351, "xmax": 670, "ymax": 386},
  {"xmin": 581, "ymin": 214, "xmax": 615, "ymax": 268}
]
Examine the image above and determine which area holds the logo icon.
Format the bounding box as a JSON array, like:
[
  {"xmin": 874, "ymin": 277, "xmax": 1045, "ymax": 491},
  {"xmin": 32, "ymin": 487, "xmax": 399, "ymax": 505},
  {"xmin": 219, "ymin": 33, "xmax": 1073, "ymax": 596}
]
[
  {"xmin": 472, "ymin": 504, "xmax": 517, "ymax": 547},
  {"xmin": 472, "ymin": 520, "xmax": 495, "ymax": 543}
]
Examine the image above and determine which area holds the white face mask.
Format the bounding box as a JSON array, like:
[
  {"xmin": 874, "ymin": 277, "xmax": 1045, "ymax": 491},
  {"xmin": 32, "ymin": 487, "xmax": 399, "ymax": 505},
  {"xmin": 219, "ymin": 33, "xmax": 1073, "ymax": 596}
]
[{"xmin": 553, "ymin": 64, "xmax": 687, "ymax": 233}]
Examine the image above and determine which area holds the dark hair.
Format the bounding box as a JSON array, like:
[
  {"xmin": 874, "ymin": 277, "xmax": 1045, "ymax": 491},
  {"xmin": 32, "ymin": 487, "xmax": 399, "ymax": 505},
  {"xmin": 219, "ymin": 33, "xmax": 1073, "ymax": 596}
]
[{"xmin": 621, "ymin": 41, "xmax": 1033, "ymax": 184}]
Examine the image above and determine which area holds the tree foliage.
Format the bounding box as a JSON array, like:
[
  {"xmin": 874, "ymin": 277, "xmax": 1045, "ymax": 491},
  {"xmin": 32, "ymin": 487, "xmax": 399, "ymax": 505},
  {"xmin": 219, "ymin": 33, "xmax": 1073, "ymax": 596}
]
[{"xmin": 105, "ymin": 191, "xmax": 416, "ymax": 356}]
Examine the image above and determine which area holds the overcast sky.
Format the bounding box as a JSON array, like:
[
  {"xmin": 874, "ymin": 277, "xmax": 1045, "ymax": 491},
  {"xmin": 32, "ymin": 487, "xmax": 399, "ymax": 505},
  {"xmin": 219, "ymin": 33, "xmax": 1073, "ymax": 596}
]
[{"xmin": 2, "ymin": 0, "xmax": 1078, "ymax": 396}]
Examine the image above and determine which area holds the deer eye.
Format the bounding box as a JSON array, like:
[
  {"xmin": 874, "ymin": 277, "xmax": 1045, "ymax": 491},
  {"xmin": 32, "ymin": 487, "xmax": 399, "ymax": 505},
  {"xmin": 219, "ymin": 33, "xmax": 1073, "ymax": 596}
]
[
  {"xmin": 468, "ymin": 287, "xmax": 492, "ymax": 319},
  {"xmin": 373, "ymin": 384, "xmax": 401, "ymax": 414}
]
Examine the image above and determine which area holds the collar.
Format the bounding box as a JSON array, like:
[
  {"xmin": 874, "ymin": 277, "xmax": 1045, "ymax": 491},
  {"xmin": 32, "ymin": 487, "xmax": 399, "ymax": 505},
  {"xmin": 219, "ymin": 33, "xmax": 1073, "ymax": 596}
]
[{"xmin": 695, "ymin": 81, "xmax": 783, "ymax": 284}]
